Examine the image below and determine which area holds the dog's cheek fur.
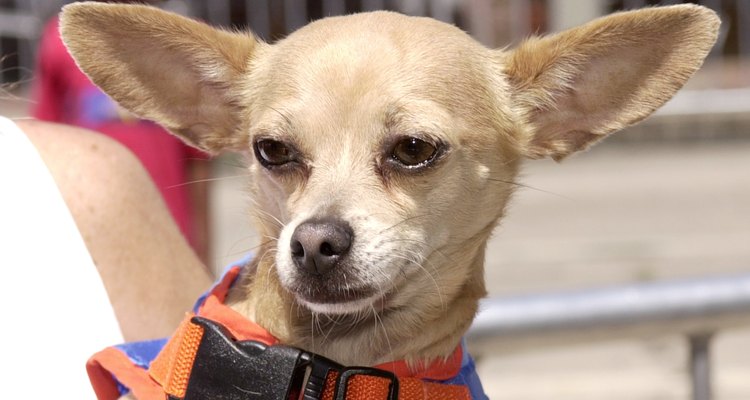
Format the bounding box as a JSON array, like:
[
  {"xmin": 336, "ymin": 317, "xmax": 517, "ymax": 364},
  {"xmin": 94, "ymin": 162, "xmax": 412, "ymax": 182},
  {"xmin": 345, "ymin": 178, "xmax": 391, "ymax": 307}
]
[{"xmin": 248, "ymin": 165, "xmax": 291, "ymax": 236}]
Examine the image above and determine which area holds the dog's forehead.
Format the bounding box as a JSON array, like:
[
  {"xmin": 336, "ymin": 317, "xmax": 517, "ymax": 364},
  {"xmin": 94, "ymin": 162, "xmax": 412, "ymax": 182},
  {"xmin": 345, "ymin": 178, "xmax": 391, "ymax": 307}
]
[
  {"xmin": 274, "ymin": 12, "xmax": 486, "ymax": 85},
  {"xmin": 250, "ymin": 12, "xmax": 502, "ymax": 142},
  {"xmin": 283, "ymin": 11, "xmax": 475, "ymax": 51}
]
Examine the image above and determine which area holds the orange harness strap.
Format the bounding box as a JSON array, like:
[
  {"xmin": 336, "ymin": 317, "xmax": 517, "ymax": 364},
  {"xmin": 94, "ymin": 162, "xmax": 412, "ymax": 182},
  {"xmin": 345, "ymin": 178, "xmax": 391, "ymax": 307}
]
[
  {"xmin": 149, "ymin": 316, "xmax": 204, "ymax": 398},
  {"xmin": 321, "ymin": 372, "xmax": 471, "ymax": 400},
  {"xmin": 149, "ymin": 315, "xmax": 470, "ymax": 400}
]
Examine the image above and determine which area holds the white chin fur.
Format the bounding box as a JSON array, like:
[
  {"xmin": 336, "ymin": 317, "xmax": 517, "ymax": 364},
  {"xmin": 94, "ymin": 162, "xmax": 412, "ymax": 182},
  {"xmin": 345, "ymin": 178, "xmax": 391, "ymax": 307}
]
[{"xmin": 298, "ymin": 295, "xmax": 378, "ymax": 315}]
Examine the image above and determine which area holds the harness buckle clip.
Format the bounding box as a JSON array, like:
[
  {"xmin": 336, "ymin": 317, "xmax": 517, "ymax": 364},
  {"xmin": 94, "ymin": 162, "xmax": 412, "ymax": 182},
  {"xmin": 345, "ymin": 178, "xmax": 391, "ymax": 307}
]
[
  {"xmin": 184, "ymin": 316, "xmax": 398, "ymax": 400},
  {"xmin": 186, "ymin": 316, "xmax": 340, "ymax": 399}
]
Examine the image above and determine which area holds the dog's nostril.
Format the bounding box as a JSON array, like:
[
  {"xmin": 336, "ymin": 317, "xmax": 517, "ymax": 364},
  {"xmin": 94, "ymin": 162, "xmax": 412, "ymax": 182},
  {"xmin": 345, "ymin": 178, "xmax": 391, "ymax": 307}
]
[
  {"xmin": 319, "ymin": 242, "xmax": 334, "ymax": 257},
  {"xmin": 291, "ymin": 240, "xmax": 305, "ymax": 257}
]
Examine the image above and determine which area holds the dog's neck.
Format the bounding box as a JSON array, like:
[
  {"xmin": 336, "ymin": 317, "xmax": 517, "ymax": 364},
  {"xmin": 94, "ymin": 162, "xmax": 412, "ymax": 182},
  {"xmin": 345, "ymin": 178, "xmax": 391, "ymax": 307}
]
[{"xmin": 226, "ymin": 245, "xmax": 487, "ymax": 367}]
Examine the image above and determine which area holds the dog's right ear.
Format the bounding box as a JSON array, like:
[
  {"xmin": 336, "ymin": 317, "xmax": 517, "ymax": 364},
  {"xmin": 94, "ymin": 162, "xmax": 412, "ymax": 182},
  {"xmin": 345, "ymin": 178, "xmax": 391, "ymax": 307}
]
[{"xmin": 60, "ymin": 2, "xmax": 260, "ymax": 153}]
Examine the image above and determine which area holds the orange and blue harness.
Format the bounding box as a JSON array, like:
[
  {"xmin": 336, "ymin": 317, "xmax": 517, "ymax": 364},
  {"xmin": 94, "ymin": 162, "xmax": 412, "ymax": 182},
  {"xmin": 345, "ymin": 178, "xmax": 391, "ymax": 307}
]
[{"xmin": 86, "ymin": 263, "xmax": 488, "ymax": 399}]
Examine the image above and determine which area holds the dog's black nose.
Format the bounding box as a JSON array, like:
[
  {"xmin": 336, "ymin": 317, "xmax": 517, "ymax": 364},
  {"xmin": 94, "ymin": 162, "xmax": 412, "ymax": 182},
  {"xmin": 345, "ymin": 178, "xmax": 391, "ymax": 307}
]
[{"xmin": 290, "ymin": 219, "xmax": 353, "ymax": 276}]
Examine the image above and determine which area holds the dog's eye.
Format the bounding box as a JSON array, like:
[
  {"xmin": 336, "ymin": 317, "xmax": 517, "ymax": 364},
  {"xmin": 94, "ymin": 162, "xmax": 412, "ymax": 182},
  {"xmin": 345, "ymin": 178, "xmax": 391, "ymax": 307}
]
[
  {"xmin": 391, "ymin": 137, "xmax": 438, "ymax": 167},
  {"xmin": 254, "ymin": 139, "xmax": 296, "ymax": 167}
]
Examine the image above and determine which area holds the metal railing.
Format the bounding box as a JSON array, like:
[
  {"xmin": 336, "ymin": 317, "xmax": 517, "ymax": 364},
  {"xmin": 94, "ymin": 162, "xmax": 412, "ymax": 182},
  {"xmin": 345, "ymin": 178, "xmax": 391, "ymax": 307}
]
[{"xmin": 467, "ymin": 273, "xmax": 750, "ymax": 400}]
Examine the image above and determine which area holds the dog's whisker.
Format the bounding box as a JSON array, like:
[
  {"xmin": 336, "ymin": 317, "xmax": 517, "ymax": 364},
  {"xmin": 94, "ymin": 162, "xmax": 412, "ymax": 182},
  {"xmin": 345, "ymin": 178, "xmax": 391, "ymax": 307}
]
[
  {"xmin": 221, "ymin": 236, "xmax": 275, "ymax": 259},
  {"xmin": 250, "ymin": 208, "xmax": 285, "ymax": 229},
  {"xmin": 262, "ymin": 254, "xmax": 278, "ymax": 285},
  {"xmin": 267, "ymin": 106, "xmax": 295, "ymax": 130},
  {"xmin": 375, "ymin": 235, "xmax": 457, "ymax": 273},
  {"xmin": 166, "ymin": 174, "xmax": 252, "ymax": 189},
  {"xmin": 316, "ymin": 313, "xmax": 326, "ymax": 337},
  {"xmin": 486, "ymin": 177, "xmax": 571, "ymax": 199},
  {"xmin": 375, "ymin": 213, "xmax": 433, "ymax": 236},
  {"xmin": 390, "ymin": 251, "xmax": 446, "ymax": 311},
  {"xmin": 251, "ymin": 229, "xmax": 278, "ymax": 241},
  {"xmin": 213, "ymin": 157, "xmax": 249, "ymax": 170},
  {"xmin": 319, "ymin": 316, "xmax": 338, "ymax": 346},
  {"xmin": 370, "ymin": 304, "xmax": 395, "ymax": 369},
  {"xmin": 378, "ymin": 236, "xmax": 456, "ymax": 265},
  {"xmin": 257, "ymin": 248, "xmax": 277, "ymax": 266},
  {"xmin": 250, "ymin": 236, "xmax": 277, "ymax": 250},
  {"xmin": 308, "ymin": 312, "xmax": 316, "ymax": 353},
  {"xmin": 253, "ymin": 246, "xmax": 279, "ymax": 286}
]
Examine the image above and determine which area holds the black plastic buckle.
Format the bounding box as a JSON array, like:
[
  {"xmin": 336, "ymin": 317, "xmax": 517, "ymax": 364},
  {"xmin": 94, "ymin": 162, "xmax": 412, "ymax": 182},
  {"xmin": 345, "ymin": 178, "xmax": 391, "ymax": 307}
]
[
  {"xmin": 334, "ymin": 368, "xmax": 399, "ymax": 400},
  {"xmin": 181, "ymin": 316, "xmax": 342, "ymax": 400},
  {"xmin": 180, "ymin": 317, "xmax": 399, "ymax": 400}
]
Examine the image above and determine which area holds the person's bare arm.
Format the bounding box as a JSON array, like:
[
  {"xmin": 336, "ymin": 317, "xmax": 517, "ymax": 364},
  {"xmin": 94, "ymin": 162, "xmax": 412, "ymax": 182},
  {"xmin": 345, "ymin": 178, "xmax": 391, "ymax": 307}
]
[{"xmin": 20, "ymin": 119, "xmax": 213, "ymax": 341}]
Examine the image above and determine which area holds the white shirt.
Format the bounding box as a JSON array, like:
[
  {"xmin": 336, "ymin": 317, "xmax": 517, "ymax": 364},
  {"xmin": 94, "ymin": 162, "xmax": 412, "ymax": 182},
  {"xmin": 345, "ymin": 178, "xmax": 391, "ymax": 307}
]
[{"xmin": 0, "ymin": 116, "xmax": 123, "ymax": 398}]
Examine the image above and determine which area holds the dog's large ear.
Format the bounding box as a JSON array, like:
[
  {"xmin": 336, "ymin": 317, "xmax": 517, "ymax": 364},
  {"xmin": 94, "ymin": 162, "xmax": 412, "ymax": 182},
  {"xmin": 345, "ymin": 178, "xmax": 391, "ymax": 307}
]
[
  {"xmin": 504, "ymin": 5, "xmax": 719, "ymax": 161},
  {"xmin": 60, "ymin": 2, "xmax": 259, "ymax": 153}
]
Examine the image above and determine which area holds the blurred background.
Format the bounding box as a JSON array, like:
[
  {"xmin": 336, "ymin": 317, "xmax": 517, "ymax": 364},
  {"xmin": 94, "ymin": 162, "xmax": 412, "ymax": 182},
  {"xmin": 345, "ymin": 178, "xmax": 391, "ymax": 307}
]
[{"xmin": 1, "ymin": 0, "xmax": 748, "ymax": 399}]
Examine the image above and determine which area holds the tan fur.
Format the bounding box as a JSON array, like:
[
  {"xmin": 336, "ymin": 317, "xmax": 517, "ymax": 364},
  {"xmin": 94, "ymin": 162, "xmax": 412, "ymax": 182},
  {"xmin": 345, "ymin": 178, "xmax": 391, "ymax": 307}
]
[{"xmin": 60, "ymin": 2, "xmax": 718, "ymax": 370}]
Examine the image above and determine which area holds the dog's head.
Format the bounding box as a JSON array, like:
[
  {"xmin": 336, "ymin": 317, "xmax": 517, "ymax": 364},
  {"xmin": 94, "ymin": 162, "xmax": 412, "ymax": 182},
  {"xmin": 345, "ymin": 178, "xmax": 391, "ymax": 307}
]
[
  {"xmin": 240, "ymin": 13, "xmax": 528, "ymax": 315},
  {"xmin": 61, "ymin": 3, "xmax": 718, "ymax": 322}
]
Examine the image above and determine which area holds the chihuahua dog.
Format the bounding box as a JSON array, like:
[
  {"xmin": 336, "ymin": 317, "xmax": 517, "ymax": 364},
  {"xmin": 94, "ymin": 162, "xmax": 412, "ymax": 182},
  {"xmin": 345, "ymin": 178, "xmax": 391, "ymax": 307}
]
[{"xmin": 61, "ymin": 0, "xmax": 718, "ymax": 383}]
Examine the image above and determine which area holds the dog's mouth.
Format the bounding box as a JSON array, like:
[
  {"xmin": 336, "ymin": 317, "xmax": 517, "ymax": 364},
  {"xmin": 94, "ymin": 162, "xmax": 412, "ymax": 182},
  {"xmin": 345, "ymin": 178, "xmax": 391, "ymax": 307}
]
[
  {"xmin": 282, "ymin": 271, "xmax": 401, "ymax": 315},
  {"xmin": 295, "ymin": 283, "xmax": 376, "ymax": 304},
  {"xmin": 287, "ymin": 280, "xmax": 385, "ymax": 314}
]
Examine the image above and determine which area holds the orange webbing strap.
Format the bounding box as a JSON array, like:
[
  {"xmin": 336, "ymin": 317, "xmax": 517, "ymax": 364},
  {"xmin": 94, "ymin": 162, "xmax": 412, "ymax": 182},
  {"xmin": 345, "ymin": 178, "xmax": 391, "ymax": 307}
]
[
  {"xmin": 398, "ymin": 378, "xmax": 471, "ymax": 400},
  {"xmin": 321, "ymin": 371, "xmax": 472, "ymax": 400},
  {"xmin": 86, "ymin": 347, "xmax": 164, "ymax": 400},
  {"xmin": 149, "ymin": 314, "xmax": 205, "ymax": 398}
]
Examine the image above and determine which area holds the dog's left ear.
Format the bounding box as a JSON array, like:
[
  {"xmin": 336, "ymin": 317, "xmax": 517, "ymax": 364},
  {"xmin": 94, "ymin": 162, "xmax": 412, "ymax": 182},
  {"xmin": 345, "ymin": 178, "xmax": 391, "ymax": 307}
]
[
  {"xmin": 60, "ymin": 2, "xmax": 260, "ymax": 153},
  {"xmin": 504, "ymin": 5, "xmax": 719, "ymax": 161}
]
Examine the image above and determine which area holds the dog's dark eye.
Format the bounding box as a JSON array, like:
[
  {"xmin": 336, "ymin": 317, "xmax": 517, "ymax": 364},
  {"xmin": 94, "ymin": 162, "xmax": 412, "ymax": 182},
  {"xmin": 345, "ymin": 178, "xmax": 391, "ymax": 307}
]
[
  {"xmin": 254, "ymin": 139, "xmax": 296, "ymax": 167},
  {"xmin": 391, "ymin": 137, "xmax": 438, "ymax": 167}
]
